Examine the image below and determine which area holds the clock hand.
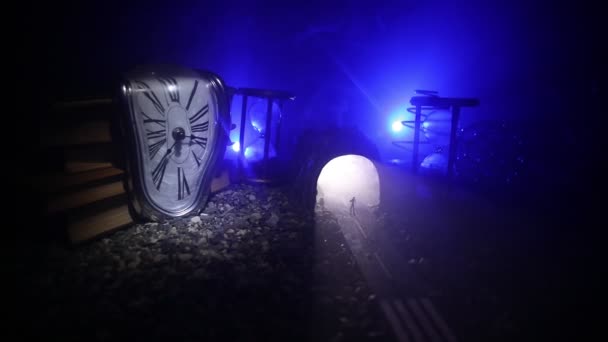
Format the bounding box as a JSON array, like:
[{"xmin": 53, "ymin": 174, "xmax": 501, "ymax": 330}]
[
  {"xmin": 152, "ymin": 143, "xmax": 176, "ymax": 190},
  {"xmin": 166, "ymin": 140, "xmax": 177, "ymax": 154}
]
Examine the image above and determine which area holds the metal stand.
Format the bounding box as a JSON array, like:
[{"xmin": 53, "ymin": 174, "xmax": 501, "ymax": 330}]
[
  {"xmin": 232, "ymin": 88, "xmax": 295, "ymax": 183},
  {"xmin": 408, "ymin": 91, "xmax": 479, "ymax": 181}
]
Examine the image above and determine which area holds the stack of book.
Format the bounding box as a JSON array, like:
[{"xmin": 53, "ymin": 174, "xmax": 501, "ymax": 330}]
[{"xmin": 40, "ymin": 98, "xmax": 230, "ymax": 244}]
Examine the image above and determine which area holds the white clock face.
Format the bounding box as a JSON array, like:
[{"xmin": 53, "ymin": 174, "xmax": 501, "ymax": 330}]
[{"xmin": 124, "ymin": 68, "xmax": 219, "ymax": 216}]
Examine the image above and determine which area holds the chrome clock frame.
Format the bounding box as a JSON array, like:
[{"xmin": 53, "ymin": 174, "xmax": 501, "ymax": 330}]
[{"xmin": 117, "ymin": 65, "xmax": 231, "ymax": 221}]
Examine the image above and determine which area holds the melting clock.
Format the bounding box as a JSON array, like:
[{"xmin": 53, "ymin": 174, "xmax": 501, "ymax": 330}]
[{"xmin": 118, "ymin": 65, "xmax": 230, "ymax": 220}]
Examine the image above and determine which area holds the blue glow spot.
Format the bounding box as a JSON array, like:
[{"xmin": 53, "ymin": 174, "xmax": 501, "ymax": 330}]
[
  {"xmin": 232, "ymin": 141, "xmax": 240, "ymax": 152},
  {"xmin": 422, "ymin": 121, "xmax": 429, "ymax": 129},
  {"xmin": 251, "ymin": 120, "xmax": 262, "ymax": 132},
  {"xmin": 391, "ymin": 121, "xmax": 403, "ymax": 132},
  {"xmin": 244, "ymin": 146, "xmax": 252, "ymax": 158}
]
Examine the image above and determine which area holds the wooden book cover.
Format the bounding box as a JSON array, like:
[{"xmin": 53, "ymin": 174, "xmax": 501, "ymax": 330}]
[{"xmin": 47, "ymin": 180, "xmax": 125, "ymax": 214}]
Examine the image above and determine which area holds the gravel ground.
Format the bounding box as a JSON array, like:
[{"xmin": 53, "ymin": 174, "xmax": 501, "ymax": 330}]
[{"xmin": 16, "ymin": 184, "xmax": 393, "ymax": 342}]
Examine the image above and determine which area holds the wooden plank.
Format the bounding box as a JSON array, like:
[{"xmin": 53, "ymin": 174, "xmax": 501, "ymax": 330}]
[
  {"xmin": 47, "ymin": 181, "xmax": 125, "ymax": 214},
  {"xmin": 68, "ymin": 204, "xmax": 132, "ymax": 243},
  {"xmin": 41, "ymin": 167, "xmax": 124, "ymax": 193},
  {"xmin": 41, "ymin": 121, "xmax": 112, "ymax": 147},
  {"xmin": 54, "ymin": 98, "xmax": 114, "ymax": 110},
  {"xmin": 47, "ymin": 102, "xmax": 117, "ymax": 122},
  {"xmin": 65, "ymin": 161, "xmax": 113, "ymax": 173},
  {"xmin": 42, "ymin": 143, "xmax": 118, "ymax": 174},
  {"xmin": 64, "ymin": 143, "xmax": 116, "ymax": 163}
]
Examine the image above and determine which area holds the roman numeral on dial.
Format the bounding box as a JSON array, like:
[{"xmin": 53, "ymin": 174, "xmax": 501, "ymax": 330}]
[
  {"xmin": 152, "ymin": 153, "xmax": 171, "ymax": 190},
  {"xmin": 149, "ymin": 138, "xmax": 166, "ymax": 159},
  {"xmin": 189, "ymin": 104, "xmax": 208, "ymax": 125},
  {"xmin": 142, "ymin": 112, "xmax": 166, "ymax": 128},
  {"xmin": 192, "ymin": 151, "xmax": 201, "ymax": 167},
  {"xmin": 158, "ymin": 77, "xmax": 180, "ymax": 103},
  {"xmin": 186, "ymin": 80, "xmax": 198, "ymax": 110},
  {"xmin": 177, "ymin": 167, "xmax": 190, "ymax": 200},
  {"xmin": 146, "ymin": 129, "xmax": 165, "ymax": 139},
  {"xmin": 136, "ymin": 81, "xmax": 165, "ymax": 115},
  {"xmin": 191, "ymin": 121, "xmax": 209, "ymax": 133},
  {"xmin": 191, "ymin": 135, "xmax": 208, "ymax": 150}
]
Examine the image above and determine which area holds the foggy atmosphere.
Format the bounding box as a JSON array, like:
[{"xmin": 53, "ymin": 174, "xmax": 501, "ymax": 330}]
[{"xmin": 11, "ymin": 1, "xmax": 603, "ymax": 341}]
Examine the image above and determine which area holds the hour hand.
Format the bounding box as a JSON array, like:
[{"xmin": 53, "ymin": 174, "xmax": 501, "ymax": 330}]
[{"xmin": 151, "ymin": 142, "xmax": 177, "ymax": 190}]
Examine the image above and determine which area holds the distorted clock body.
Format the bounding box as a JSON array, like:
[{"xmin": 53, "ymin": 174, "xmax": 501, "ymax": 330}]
[{"xmin": 119, "ymin": 65, "xmax": 230, "ymax": 221}]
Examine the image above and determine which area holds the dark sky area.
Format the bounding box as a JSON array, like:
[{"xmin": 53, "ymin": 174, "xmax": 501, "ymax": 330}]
[
  {"xmin": 24, "ymin": 0, "xmax": 604, "ymax": 200},
  {"xmin": 37, "ymin": 1, "xmax": 602, "ymax": 103},
  {"xmin": 9, "ymin": 3, "xmax": 603, "ymax": 339}
]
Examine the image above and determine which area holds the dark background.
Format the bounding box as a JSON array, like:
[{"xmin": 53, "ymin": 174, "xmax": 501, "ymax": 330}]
[
  {"xmin": 10, "ymin": 1, "xmax": 602, "ymax": 223},
  {"xmin": 8, "ymin": 1, "xmax": 605, "ymax": 338},
  {"xmin": 27, "ymin": 1, "xmax": 603, "ymax": 212},
  {"xmin": 13, "ymin": 1, "xmax": 602, "ymax": 247}
]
